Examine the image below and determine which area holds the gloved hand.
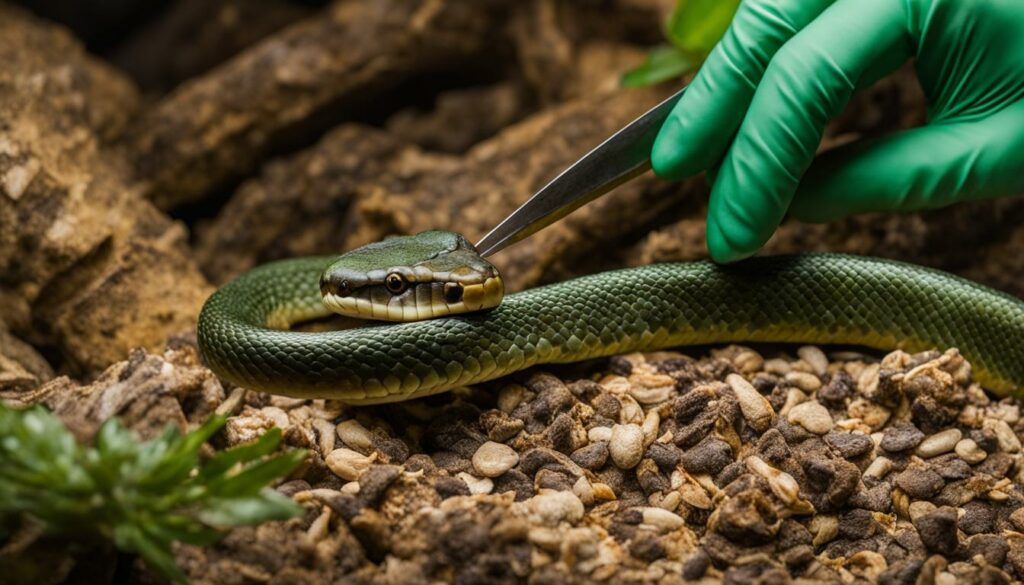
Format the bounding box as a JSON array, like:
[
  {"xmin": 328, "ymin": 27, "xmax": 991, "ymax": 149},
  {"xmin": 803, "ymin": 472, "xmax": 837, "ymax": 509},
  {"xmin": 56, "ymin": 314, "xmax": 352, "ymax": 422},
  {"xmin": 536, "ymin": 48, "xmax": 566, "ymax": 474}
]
[{"xmin": 652, "ymin": 0, "xmax": 1024, "ymax": 263}]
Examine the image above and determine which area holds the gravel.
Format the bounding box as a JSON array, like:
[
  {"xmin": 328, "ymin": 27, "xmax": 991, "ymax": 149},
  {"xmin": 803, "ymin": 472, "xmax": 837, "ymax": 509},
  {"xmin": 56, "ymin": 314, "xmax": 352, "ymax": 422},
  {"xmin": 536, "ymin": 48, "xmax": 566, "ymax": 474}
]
[{"xmin": 191, "ymin": 345, "xmax": 1024, "ymax": 583}]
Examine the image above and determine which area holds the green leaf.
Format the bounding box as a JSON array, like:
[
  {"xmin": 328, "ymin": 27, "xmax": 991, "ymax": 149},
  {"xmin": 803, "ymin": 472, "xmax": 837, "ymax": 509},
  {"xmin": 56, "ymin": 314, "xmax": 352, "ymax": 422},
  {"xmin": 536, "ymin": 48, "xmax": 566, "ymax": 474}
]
[
  {"xmin": 199, "ymin": 427, "xmax": 283, "ymax": 481},
  {"xmin": 665, "ymin": 0, "xmax": 740, "ymax": 56},
  {"xmin": 205, "ymin": 448, "xmax": 307, "ymax": 498},
  {"xmin": 198, "ymin": 489, "xmax": 304, "ymax": 528},
  {"xmin": 621, "ymin": 46, "xmax": 696, "ymax": 88},
  {"xmin": 0, "ymin": 404, "xmax": 305, "ymax": 583}
]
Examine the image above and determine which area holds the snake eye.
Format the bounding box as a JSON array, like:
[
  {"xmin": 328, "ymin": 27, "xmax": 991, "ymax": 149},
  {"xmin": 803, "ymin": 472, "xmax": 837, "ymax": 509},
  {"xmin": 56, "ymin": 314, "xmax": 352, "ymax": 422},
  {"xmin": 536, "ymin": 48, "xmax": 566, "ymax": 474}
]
[
  {"xmin": 385, "ymin": 273, "xmax": 407, "ymax": 294},
  {"xmin": 444, "ymin": 282, "xmax": 463, "ymax": 303}
]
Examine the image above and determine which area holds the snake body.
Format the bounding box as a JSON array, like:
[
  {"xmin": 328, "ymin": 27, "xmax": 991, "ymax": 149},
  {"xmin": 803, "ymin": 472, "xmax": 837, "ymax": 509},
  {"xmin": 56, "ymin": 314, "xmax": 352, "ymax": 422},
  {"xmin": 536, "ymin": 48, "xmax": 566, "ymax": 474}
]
[{"xmin": 198, "ymin": 246, "xmax": 1024, "ymax": 404}]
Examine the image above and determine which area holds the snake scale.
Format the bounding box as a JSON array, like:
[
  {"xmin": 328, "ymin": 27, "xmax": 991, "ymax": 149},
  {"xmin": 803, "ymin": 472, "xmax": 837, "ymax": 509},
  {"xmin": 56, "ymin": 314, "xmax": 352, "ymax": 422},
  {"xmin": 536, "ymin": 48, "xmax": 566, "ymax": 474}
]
[{"xmin": 197, "ymin": 232, "xmax": 1024, "ymax": 405}]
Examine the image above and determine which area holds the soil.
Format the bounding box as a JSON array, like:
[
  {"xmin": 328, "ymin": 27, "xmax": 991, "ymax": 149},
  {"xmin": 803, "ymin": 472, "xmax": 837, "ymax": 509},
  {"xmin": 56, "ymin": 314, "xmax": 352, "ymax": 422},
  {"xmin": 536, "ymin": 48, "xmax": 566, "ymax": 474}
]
[{"xmin": 2, "ymin": 1, "xmax": 1024, "ymax": 583}]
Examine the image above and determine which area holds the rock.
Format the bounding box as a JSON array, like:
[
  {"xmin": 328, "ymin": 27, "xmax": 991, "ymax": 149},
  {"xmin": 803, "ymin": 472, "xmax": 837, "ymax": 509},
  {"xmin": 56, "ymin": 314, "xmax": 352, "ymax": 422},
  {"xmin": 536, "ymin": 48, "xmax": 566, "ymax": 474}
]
[
  {"xmin": 680, "ymin": 436, "xmax": 734, "ymax": 475},
  {"xmin": 787, "ymin": 400, "xmax": 833, "ymax": 434},
  {"xmin": 0, "ymin": 4, "xmax": 211, "ymax": 374},
  {"xmin": 825, "ymin": 431, "xmax": 874, "ymax": 459},
  {"xmin": 530, "ymin": 491, "xmax": 584, "ymax": 526},
  {"xmin": 915, "ymin": 428, "xmax": 962, "ymax": 458},
  {"xmin": 894, "ymin": 466, "xmax": 945, "ymax": 499},
  {"xmin": 880, "ymin": 422, "xmax": 925, "ymax": 453},
  {"xmin": 326, "ymin": 448, "xmax": 375, "ymax": 481},
  {"xmin": 727, "ymin": 373, "xmax": 775, "ymax": 432},
  {"xmin": 570, "ymin": 442, "xmax": 609, "ymax": 471},
  {"xmin": 609, "ymin": 424, "xmax": 645, "ymax": 469},
  {"xmin": 959, "ymin": 501, "xmax": 995, "ymax": 535},
  {"xmin": 913, "ymin": 507, "xmax": 959, "ymax": 555},
  {"xmin": 954, "ymin": 438, "xmax": 987, "ymax": 464},
  {"xmin": 472, "ymin": 441, "xmax": 520, "ymax": 478}
]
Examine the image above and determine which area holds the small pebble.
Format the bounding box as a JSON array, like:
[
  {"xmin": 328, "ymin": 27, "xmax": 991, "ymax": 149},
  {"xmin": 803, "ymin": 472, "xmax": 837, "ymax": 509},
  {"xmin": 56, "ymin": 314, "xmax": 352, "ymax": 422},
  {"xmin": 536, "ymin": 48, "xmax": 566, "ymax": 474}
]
[
  {"xmin": 797, "ymin": 346, "xmax": 829, "ymax": 376},
  {"xmin": 531, "ymin": 490, "xmax": 584, "ymax": 525},
  {"xmin": 336, "ymin": 419, "xmax": 374, "ymax": 452},
  {"xmin": 325, "ymin": 448, "xmax": 375, "ymax": 481},
  {"xmin": 955, "ymin": 438, "xmax": 987, "ymax": 464},
  {"xmin": 588, "ymin": 426, "xmax": 613, "ymax": 443},
  {"xmin": 786, "ymin": 401, "xmax": 833, "ymax": 434},
  {"xmin": 472, "ymin": 441, "xmax": 519, "ymax": 477},
  {"xmin": 457, "ymin": 472, "xmax": 494, "ymax": 495},
  {"xmin": 915, "ymin": 428, "xmax": 962, "ymax": 458},
  {"xmin": 609, "ymin": 424, "xmax": 645, "ymax": 469},
  {"xmin": 880, "ymin": 422, "xmax": 925, "ymax": 452},
  {"xmin": 727, "ymin": 373, "xmax": 775, "ymax": 432},
  {"xmin": 894, "ymin": 466, "xmax": 944, "ymax": 499},
  {"xmin": 639, "ymin": 507, "xmax": 685, "ymax": 531},
  {"xmin": 785, "ymin": 371, "xmax": 822, "ymax": 392},
  {"xmin": 863, "ymin": 457, "xmax": 893, "ymax": 480},
  {"xmin": 985, "ymin": 419, "xmax": 1021, "ymax": 453}
]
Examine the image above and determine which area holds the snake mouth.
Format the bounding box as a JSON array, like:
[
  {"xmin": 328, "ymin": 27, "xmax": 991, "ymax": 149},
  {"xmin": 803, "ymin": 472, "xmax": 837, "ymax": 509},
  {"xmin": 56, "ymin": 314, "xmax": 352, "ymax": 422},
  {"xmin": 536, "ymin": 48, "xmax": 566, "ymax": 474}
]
[{"xmin": 322, "ymin": 276, "xmax": 503, "ymax": 321}]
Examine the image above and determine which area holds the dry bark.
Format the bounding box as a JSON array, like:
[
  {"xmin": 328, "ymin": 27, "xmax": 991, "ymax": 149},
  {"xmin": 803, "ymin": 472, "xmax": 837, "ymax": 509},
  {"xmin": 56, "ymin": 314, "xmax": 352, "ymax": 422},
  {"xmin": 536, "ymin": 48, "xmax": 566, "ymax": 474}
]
[
  {"xmin": 125, "ymin": 0, "xmax": 508, "ymax": 209},
  {"xmin": 0, "ymin": 3, "xmax": 212, "ymax": 375}
]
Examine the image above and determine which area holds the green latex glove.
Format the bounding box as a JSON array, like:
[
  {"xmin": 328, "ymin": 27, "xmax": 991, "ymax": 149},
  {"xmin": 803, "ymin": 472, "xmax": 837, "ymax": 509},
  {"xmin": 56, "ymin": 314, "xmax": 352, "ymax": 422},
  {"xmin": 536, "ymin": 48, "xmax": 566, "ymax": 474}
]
[{"xmin": 652, "ymin": 0, "xmax": 1024, "ymax": 263}]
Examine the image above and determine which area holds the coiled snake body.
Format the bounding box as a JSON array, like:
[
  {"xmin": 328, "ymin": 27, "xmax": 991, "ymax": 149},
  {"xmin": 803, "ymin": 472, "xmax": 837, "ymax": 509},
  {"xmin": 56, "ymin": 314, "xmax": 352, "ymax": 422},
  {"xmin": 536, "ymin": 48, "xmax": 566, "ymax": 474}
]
[{"xmin": 198, "ymin": 231, "xmax": 1024, "ymax": 404}]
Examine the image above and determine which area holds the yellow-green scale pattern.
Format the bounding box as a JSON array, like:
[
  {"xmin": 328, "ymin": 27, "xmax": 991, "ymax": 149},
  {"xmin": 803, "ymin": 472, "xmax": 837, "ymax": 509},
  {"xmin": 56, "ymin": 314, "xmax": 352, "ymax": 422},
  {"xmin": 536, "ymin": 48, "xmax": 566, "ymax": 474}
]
[{"xmin": 198, "ymin": 254, "xmax": 1024, "ymax": 405}]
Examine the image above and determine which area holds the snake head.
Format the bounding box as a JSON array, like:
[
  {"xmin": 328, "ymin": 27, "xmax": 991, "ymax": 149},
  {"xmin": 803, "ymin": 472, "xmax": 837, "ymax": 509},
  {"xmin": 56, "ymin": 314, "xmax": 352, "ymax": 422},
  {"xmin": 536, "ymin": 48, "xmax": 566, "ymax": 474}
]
[{"xmin": 320, "ymin": 230, "xmax": 504, "ymax": 321}]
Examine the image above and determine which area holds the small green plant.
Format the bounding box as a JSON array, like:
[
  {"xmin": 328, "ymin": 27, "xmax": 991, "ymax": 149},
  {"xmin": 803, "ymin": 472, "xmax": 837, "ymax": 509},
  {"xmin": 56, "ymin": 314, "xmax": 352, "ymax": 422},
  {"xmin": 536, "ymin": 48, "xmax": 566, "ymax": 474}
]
[
  {"xmin": 622, "ymin": 0, "xmax": 740, "ymax": 87},
  {"xmin": 0, "ymin": 404, "xmax": 307, "ymax": 583}
]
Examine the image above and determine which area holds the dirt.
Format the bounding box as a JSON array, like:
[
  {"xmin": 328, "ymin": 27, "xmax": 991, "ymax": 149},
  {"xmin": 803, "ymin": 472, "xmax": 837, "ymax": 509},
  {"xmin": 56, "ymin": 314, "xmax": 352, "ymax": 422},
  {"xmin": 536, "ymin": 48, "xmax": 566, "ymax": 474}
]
[{"xmin": 2, "ymin": 0, "xmax": 1024, "ymax": 583}]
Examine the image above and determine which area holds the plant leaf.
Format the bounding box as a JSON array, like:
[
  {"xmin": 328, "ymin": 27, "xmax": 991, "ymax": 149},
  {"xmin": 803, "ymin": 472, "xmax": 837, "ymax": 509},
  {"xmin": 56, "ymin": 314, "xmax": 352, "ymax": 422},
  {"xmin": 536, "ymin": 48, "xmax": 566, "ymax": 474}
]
[
  {"xmin": 199, "ymin": 427, "xmax": 283, "ymax": 481},
  {"xmin": 621, "ymin": 46, "xmax": 696, "ymax": 88},
  {"xmin": 198, "ymin": 489, "xmax": 304, "ymax": 528},
  {"xmin": 665, "ymin": 0, "xmax": 740, "ymax": 56}
]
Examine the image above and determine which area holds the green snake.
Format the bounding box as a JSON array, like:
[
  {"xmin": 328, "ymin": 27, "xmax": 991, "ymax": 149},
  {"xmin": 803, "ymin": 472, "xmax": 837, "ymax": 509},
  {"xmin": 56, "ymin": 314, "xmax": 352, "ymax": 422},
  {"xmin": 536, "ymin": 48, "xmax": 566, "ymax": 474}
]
[{"xmin": 198, "ymin": 230, "xmax": 1024, "ymax": 404}]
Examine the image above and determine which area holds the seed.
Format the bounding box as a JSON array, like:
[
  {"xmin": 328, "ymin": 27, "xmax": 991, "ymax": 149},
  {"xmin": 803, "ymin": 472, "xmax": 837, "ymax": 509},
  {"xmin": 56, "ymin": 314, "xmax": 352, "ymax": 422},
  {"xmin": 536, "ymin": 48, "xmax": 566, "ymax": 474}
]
[
  {"xmin": 472, "ymin": 441, "xmax": 519, "ymax": 477},
  {"xmin": 609, "ymin": 424, "xmax": 645, "ymax": 469},
  {"xmin": 915, "ymin": 428, "xmax": 962, "ymax": 458},
  {"xmin": 727, "ymin": 373, "xmax": 775, "ymax": 432},
  {"xmin": 955, "ymin": 438, "xmax": 987, "ymax": 464},
  {"xmin": 786, "ymin": 400, "xmax": 833, "ymax": 434},
  {"xmin": 325, "ymin": 448, "xmax": 376, "ymax": 481}
]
